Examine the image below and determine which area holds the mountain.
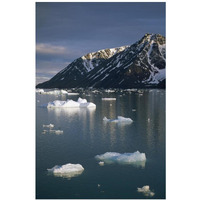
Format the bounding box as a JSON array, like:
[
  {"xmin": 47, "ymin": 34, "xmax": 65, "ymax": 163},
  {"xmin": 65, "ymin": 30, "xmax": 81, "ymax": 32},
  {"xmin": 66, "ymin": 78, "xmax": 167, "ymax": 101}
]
[{"xmin": 36, "ymin": 33, "xmax": 166, "ymax": 89}]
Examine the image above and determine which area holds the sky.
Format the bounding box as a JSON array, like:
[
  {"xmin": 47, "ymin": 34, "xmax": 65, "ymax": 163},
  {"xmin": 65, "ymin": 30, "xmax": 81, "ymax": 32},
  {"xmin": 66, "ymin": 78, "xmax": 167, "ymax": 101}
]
[{"xmin": 36, "ymin": 2, "xmax": 165, "ymax": 84}]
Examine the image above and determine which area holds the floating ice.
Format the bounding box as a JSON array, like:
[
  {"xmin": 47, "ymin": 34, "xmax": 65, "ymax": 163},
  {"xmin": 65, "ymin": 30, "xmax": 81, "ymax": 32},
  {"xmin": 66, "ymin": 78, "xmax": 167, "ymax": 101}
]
[
  {"xmin": 43, "ymin": 124, "xmax": 54, "ymax": 128},
  {"xmin": 46, "ymin": 98, "xmax": 96, "ymax": 108},
  {"xmin": 103, "ymin": 116, "xmax": 133, "ymax": 123},
  {"xmin": 60, "ymin": 89, "xmax": 68, "ymax": 94},
  {"xmin": 77, "ymin": 97, "xmax": 87, "ymax": 104},
  {"xmin": 102, "ymin": 98, "xmax": 116, "ymax": 101},
  {"xmin": 104, "ymin": 89, "xmax": 115, "ymax": 93},
  {"xmin": 47, "ymin": 163, "xmax": 84, "ymax": 179},
  {"xmin": 44, "ymin": 90, "xmax": 61, "ymax": 95},
  {"xmin": 98, "ymin": 161, "xmax": 105, "ymax": 166},
  {"xmin": 137, "ymin": 185, "xmax": 155, "ymax": 197},
  {"xmin": 95, "ymin": 151, "xmax": 146, "ymax": 167},
  {"xmin": 67, "ymin": 92, "xmax": 79, "ymax": 95},
  {"xmin": 36, "ymin": 89, "xmax": 44, "ymax": 93},
  {"xmin": 49, "ymin": 130, "xmax": 64, "ymax": 135}
]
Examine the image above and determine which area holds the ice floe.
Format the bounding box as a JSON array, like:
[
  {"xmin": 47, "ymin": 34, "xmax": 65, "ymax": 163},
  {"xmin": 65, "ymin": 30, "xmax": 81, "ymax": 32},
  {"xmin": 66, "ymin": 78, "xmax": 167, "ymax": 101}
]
[
  {"xmin": 42, "ymin": 124, "xmax": 63, "ymax": 135},
  {"xmin": 67, "ymin": 92, "xmax": 79, "ymax": 95},
  {"xmin": 43, "ymin": 124, "xmax": 54, "ymax": 128},
  {"xmin": 46, "ymin": 98, "xmax": 96, "ymax": 108},
  {"xmin": 103, "ymin": 116, "xmax": 133, "ymax": 123},
  {"xmin": 95, "ymin": 151, "xmax": 146, "ymax": 167},
  {"xmin": 36, "ymin": 89, "xmax": 44, "ymax": 93},
  {"xmin": 102, "ymin": 98, "xmax": 116, "ymax": 101},
  {"xmin": 49, "ymin": 130, "xmax": 64, "ymax": 135},
  {"xmin": 36, "ymin": 89, "xmax": 79, "ymax": 95},
  {"xmin": 137, "ymin": 185, "xmax": 155, "ymax": 197},
  {"xmin": 47, "ymin": 163, "xmax": 84, "ymax": 179},
  {"xmin": 98, "ymin": 161, "xmax": 105, "ymax": 166}
]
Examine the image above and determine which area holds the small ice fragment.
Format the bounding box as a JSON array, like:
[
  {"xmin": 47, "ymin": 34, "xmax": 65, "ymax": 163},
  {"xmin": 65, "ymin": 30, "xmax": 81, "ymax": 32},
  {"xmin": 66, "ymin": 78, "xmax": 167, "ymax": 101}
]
[
  {"xmin": 102, "ymin": 98, "xmax": 116, "ymax": 101},
  {"xmin": 98, "ymin": 184, "xmax": 101, "ymax": 187},
  {"xmin": 55, "ymin": 130, "xmax": 63, "ymax": 134},
  {"xmin": 67, "ymin": 92, "xmax": 79, "ymax": 95},
  {"xmin": 103, "ymin": 116, "xmax": 133, "ymax": 123},
  {"xmin": 47, "ymin": 163, "xmax": 84, "ymax": 179},
  {"xmin": 42, "ymin": 130, "xmax": 48, "ymax": 134},
  {"xmin": 43, "ymin": 124, "xmax": 54, "ymax": 128},
  {"xmin": 137, "ymin": 185, "xmax": 155, "ymax": 197},
  {"xmin": 99, "ymin": 161, "xmax": 104, "ymax": 166},
  {"xmin": 148, "ymin": 118, "xmax": 150, "ymax": 122},
  {"xmin": 132, "ymin": 109, "xmax": 136, "ymax": 111},
  {"xmin": 36, "ymin": 89, "xmax": 44, "ymax": 93}
]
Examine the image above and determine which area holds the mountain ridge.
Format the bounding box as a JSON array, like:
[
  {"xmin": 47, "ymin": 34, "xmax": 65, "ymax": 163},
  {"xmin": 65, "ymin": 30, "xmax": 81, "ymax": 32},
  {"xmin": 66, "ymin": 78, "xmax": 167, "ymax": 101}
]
[{"xmin": 37, "ymin": 33, "xmax": 166, "ymax": 89}]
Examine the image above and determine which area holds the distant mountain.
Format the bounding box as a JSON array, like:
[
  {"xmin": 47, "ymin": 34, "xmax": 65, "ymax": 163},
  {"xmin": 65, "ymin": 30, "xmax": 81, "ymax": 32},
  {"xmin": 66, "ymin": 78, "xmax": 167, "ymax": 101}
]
[{"xmin": 37, "ymin": 33, "xmax": 166, "ymax": 89}]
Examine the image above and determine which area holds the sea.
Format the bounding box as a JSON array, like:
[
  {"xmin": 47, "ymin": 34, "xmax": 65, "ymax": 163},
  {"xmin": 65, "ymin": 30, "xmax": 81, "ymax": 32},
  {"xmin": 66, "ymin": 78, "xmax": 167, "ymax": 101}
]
[{"xmin": 36, "ymin": 88, "xmax": 165, "ymax": 199}]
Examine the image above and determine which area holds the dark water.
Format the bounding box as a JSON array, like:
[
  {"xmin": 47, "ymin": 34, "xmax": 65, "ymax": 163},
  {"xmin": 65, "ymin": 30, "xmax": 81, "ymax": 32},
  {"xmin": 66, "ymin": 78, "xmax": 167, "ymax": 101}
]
[{"xmin": 36, "ymin": 89, "xmax": 165, "ymax": 199}]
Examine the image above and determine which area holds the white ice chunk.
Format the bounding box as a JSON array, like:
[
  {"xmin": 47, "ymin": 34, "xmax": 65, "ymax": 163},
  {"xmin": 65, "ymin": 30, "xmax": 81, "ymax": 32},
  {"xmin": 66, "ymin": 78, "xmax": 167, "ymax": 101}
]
[
  {"xmin": 95, "ymin": 151, "xmax": 146, "ymax": 167},
  {"xmin": 98, "ymin": 161, "xmax": 105, "ymax": 166},
  {"xmin": 77, "ymin": 97, "xmax": 87, "ymax": 103},
  {"xmin": 103, "ymin": 116, "xmax": 133, "ymax": 123},
  {"xmin": 46, "ymin": 98, "xmax": 96, "ymax": 108},
  {"xmin": 43, "ymin": 124, "xmax": 54, "ymax": 128},
  {"xmin": 44, "ymin": 90, "xmax": 61, "ymax": 95},
  {"xmin": 60, "ymin": 89, "xmax": 68, "ymax": 94},
  {"xmin": 49, "ymin": 130, "xmax": 64, "ymax": 135},
  {"xmin": 137, "ymin": 185, "xmax": 155, "ymax": 197},
  {"xmin": 67, "ymin": 92, "xmax": 79, "ymax": 95},
  {"xmin": 36, "ymin": 89, "xmax": 44, "ymax": 93},
  {"xmin": 47, "ymin": 163, "xmax": 84, "ymax": 179},
  {"xmin": 102, "ymin": 98, "xmax": 116, "ymax": 101}
]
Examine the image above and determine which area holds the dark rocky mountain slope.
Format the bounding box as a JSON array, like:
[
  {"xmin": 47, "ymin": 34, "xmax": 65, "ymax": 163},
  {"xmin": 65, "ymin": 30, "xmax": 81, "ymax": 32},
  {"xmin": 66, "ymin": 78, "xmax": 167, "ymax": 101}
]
[{"xmin": 37, "ymin": 33, "xmax": 166, "ymax": 89}]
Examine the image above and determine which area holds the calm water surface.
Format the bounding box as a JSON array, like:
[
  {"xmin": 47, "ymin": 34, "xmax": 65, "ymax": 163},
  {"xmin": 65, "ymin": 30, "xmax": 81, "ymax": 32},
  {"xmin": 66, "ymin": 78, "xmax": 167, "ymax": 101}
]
[{"xmin": 36, "ymin": 89, "xmax": 165, "ymax": 199}]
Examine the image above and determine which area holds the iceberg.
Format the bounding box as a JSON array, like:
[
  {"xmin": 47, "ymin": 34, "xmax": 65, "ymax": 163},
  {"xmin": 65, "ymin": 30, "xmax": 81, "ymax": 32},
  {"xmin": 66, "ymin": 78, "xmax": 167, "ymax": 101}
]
[
  {"xmin": 137, "ymin": 185, "xmax": 155, "ymax": 197},
  {"xmin": 46, "ymin": 98, "xmax": 96, "ymax": 108},
  {"xmin": 95, "ymin": 151, "xmax": 146, "ymax": 167},
  {"xmin": 43, "ymin": 124, "xmax": 54, "ymax": 128},
  {"xmin": 47, "ymin": 163, "xmax": 84, "ymax": 179},
  {"xmin": 103, "ymin": 116, "xmax": 133, "ymax": 123}
]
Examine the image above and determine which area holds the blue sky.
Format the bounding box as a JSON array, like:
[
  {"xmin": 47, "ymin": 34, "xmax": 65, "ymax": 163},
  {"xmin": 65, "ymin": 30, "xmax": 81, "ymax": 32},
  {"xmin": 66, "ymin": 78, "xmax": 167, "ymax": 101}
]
[{"xmin": 36, "ymin": 2, "xmax": 165, "ymax": 84}]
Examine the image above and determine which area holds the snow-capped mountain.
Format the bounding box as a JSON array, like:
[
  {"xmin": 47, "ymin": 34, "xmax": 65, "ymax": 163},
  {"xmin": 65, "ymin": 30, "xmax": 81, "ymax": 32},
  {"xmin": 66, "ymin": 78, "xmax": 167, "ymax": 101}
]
[{"xmin": 37, "ymin": 33, "xmax": 166, "ymax": 89}]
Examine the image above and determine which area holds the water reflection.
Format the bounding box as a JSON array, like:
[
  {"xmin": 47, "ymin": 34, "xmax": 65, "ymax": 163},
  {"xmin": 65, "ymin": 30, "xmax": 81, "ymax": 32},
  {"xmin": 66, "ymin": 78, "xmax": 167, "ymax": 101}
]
[{"xmin": 47, "ymin": 107, "xmax": 96, "ymax": 117}]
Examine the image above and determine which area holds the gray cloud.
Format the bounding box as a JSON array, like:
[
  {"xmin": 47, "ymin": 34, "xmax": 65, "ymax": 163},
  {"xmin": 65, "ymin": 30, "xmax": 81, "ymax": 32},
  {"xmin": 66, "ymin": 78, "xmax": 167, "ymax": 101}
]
[{"xmin": 36, "ymin": 43, "xmax": 68, "ymax": 55}]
